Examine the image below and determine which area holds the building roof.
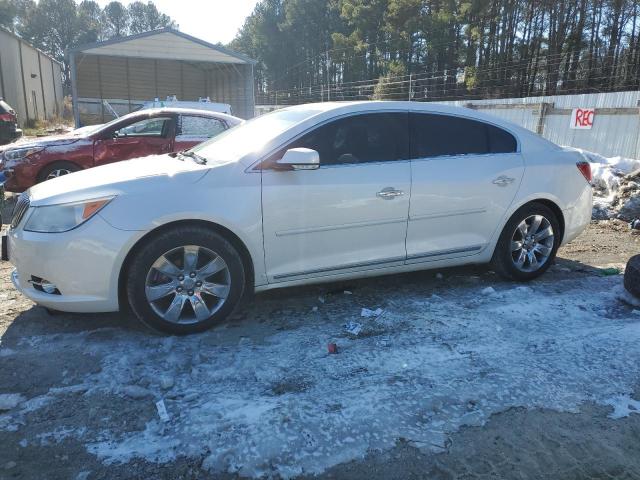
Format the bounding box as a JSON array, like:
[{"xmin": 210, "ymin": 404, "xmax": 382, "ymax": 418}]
[
  {"xmin": 69, "ymin": 28, "xmax": 256, "ymax": 65},
  {"xmin": 0, "ymin": 27, "xmax": 63, "ymax": 66}
]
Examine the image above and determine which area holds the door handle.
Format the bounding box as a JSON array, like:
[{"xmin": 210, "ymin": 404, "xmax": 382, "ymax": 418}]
[
  {"xmin": 492, "ymin": 176, "xmax": 515, "ymax": 187},
  {"xmin": 377, "ymin": 187, "xmax": 404, "ymax": 200}
]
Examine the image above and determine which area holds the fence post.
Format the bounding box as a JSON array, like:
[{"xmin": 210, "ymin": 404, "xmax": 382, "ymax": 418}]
[{"xmin": 535, "ymin": 102, "xmax": 552, "ymax": 136}]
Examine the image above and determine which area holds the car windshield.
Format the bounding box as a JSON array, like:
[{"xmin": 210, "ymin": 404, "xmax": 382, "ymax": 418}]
[{"xmin": 191, "ymin": 108, "xmax": 323, "ymax": 162}]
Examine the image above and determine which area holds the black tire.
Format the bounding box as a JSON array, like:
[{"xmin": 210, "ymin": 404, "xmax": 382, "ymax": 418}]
[
  {"xmin": 126, "ymin": 226, "xmax": 246, "ymax": 335},
  {"xmin": 624, "ymin": 255, "xmax": 640, "ymax": 299},
  {"xmin": 37, "ymin": 161, "xmax": 80, "ymax": 183},
  {"xmin": 491, "ymin": 202, "xmax": 561, "ymax": 281}
]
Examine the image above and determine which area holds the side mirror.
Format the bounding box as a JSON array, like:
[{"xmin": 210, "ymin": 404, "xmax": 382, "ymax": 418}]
[{"xmin": 276, "ymin": 148, "xmax": 320, "ymax": 171}]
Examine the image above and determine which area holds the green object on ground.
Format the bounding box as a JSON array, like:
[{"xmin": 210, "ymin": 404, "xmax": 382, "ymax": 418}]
[{"xmin": 600, "ymin": 267, "xmax": 621, "ymax": 276}]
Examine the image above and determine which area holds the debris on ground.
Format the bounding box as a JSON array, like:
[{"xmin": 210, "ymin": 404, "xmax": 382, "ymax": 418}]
[
  {"xmin": 599, "ymin": 267, "xmax": 621, "ymax": 276},
  {"xmin": 121, "ymin": 385, "xmax": 152, "ymax": 399},
  {"xmin": 577, "ymin": 149, "xmax": 640, "ymax": 221},
  {"xmin": 0, "ymin": 394, "xmax": 25, "ymax": 411},
  {"xmin": 361, "ymin": 307, "xmax": 383, "ymax": 318},
  {"xmin": 344, "ymin": 321, "xmax": 363, "ymax": 336},
  {"xmin": 327, "ymin": 343, "xmax": 338, "ymax": 354},
  {"xmin": 481, "ymin": 286, "xmax": 496, "ymax": 295},
  {"xmin": 156, "ymin": 400, "xmax": 170, "ymax": 423}
]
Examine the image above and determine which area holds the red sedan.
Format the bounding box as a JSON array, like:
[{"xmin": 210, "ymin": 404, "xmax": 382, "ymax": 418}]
[{"xmin": 0, "ymin": 108, "xmax": 242, "ymax": 193}]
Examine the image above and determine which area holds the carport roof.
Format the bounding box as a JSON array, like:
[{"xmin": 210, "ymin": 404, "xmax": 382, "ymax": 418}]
[{"xmin": 69, "ymin": 28, "xmax": 256, "ymax": 65}]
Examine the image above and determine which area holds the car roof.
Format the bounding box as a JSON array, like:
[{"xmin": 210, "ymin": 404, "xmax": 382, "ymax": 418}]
[
  {"xmin": 277, "ymin": 101, "xmax": 538, "ymax": 140},
  {"xmin": 127, "ymin": 107, "xmax": 242, "ymax": 124}
]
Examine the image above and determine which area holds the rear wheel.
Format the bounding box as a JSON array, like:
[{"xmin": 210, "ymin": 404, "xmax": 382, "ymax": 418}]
[
  {"xmin": 492, "ymin": 203, "xmax": 561, "ymax": 281},
  {"xmin": 38, "ymin": 161, "xmax": 80, "ymax": 183},
  {"xmin": 126, "ymin": 226, "xmax": 246, "ymax": 334}
]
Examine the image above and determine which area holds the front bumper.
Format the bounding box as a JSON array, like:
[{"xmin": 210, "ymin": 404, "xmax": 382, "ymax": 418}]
[{"xmin": 6, "ymin": 215, "xmax": 139, "ymax": 313}]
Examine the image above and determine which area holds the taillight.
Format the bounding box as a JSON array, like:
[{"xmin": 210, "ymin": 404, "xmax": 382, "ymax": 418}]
[
  {"xmin": 576, "ymin": 161, "xmax": 592, "ymax": 183},
  {"xmin": 0, "ymin": 113, "xmax": 14, "ymax": 122}
]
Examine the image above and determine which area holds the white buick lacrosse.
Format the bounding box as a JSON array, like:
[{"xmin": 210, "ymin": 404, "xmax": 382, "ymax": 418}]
[{"xmin": 2, "ymin": 101, "xmax": 592, "ymax": 334}]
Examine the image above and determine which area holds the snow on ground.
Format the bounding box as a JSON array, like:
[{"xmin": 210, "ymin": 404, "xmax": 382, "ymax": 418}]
[
  {"xmin": 570, "ymin": 148, "xmax": 640, "ymax": 220},
  {"xmin": 1, "ymin": 274, "xmax": 640, "ymax": 478}
]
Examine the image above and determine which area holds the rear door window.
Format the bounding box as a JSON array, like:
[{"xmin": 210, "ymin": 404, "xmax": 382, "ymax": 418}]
[
  {"xmin": 487, "ymin": 124, "xmax": 518, "ymax": 153},
  {"xmin": 410, "ymin": 113, "xmax": 488, "ymax": 158},
  {"xmin": 268, "ymin": 112, "xmax": 409, "ymax": 166},
  {"xmin": 178, "ymin": 115, "xmax": 227, "ymax": 140}
]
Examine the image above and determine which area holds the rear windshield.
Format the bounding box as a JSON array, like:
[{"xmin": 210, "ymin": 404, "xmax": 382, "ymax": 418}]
[{"xmin": 0, "ymin": 100, "xmax": 10, "ymax": 114}]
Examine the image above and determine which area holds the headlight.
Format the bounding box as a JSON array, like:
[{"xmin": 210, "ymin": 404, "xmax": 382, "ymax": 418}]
[
  {"xmin": 24, "ymin": 197, "xmax": 115, "ymax": 233},
  {"xmin": 4, "ymin": 147, "xmax": 45, "ymax": 162}
]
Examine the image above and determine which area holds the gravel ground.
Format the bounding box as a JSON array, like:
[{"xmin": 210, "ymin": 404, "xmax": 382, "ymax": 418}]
[{"xmin": 1, "ymin": 215, "xmax": 640, "ymax": 479}]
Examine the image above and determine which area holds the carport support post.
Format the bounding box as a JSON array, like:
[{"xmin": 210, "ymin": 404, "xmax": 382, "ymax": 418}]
[
  {"xmin": 37, "ymin": 53, "xmax": 47, "ymax": 119},
  {"xmin": 70, "ymin": 52, "xmax": 80, "ymax": 128}
]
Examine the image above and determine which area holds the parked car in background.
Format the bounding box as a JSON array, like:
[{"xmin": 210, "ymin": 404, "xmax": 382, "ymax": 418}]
[
  {"xmin": 139, "ymin": 97, "xmax": 232, "ymax": 115},
  {"xmin": 0, "ymin": 108, "xmax": 241, "ymax": 192},
  {"xmin": 0, "ymin": 99, "xmax": 22, "ymax": 146},
  {"xmin": 2, "ymin": 102, "xmax": 592, "ymax": 334}
]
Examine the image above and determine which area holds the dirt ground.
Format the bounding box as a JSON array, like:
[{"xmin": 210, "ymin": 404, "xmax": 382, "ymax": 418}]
[{"xmin": 1, "ymin": 211, "xmax": 640, "ymax": 479}]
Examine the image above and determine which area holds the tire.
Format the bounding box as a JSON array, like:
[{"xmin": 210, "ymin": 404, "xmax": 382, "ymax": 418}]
[
  {"xmin": 491, "ymin": 202, "xmax": 561, "ymax": 281},
  {"xmin": 37, "ymin": 161, "xmax": 80, "ymax": 183},
  {"xmin": 624, "ymin": 255, "xmax": 640, "ymax": 299},
  {"xmin": 126, "ymin": 226, "xmax": 246, "ymax": 335}
]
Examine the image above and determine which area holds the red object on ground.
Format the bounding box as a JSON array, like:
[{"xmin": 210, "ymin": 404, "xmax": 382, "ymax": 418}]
[{"xmin": 328, "ymin": 343, "xmax": 338, "ymax": 354}]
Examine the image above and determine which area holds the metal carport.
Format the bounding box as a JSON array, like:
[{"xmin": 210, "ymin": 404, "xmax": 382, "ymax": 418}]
[{"xmin": 68, "ymin": 28, "xmax": 256, "ymax": 126}]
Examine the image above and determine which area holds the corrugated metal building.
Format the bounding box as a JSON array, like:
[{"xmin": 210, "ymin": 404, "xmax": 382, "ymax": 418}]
[
  {"xmin": 69, "ymin": 28, "xmax": 256, "ymax": 126},
  {"xmin": 440, "ymin": 91, "xmax": 640, "ymax": 159},
  {"xmin": 0, "ymin": 27, "xmax": 64, "ymax": 127}
]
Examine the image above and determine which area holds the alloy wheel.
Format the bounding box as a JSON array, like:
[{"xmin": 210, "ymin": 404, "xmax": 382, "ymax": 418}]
[
  {"xmin": 144, "ymin": 245, "xmax": 231, "ymax": 324},
  {"xmin": 46, "ymin": 168, "xmax": 72, "ymax": 180},
  {"xmin": 510, "ymin": 215, "xmax": 555, "ymax": 273}
]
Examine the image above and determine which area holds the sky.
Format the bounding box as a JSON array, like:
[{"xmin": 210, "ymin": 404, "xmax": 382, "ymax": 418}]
[{"xmin": 95, "ymin": 0, "xmax": 259, "ymax": 45}]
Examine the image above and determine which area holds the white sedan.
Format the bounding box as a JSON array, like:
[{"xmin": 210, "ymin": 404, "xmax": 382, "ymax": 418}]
[{"xmin": 2, "ymin": 102, "xmax": 593, "ymax": 334}]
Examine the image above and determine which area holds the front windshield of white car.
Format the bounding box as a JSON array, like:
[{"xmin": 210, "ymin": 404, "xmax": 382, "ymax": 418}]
[{"xmin": 191, "ymin": 108, "xmax": 323, "ymax": 162}]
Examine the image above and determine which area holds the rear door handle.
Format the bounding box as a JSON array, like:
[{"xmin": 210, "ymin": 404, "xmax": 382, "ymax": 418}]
[
  {"xmin": 377, "ymin": 187, "xmax": 404, "ymax": 200},
  {"xmin": 492, "ymin": 176, "xmax": 515, "ymax": 187}
]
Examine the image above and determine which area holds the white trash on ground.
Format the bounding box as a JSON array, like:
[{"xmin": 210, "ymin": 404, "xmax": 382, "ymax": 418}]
[
  {"xmin": 344, "ymin": 322, "xmax": 363, "ymax": 336},
  {"xmin": 361, "ymin": 307, "xmax": 383, "ymax": 318}
]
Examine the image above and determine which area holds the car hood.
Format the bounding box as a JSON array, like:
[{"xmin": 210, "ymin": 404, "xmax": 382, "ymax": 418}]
[
  {"xmin": 28, "ymin": 154, "xmax": 210, "ymax": 206},
  {"xmin": 0, "ymin": 135, "xmax": 80, "ymax": 153}
]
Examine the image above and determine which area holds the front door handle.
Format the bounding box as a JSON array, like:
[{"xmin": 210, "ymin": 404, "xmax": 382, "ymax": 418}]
[
  {"xmin": 492, "ymin": 176, "xmax": 515, "ymax": 187},
  {"xmin": 377, "ymin": 187, "xmax": 404, "ymax": 200}
]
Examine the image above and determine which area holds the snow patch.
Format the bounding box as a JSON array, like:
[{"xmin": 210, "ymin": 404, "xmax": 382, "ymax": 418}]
[
  {"xmin": 4, "ymin": 275, "xmax": 640, "ymax": 478},
  {"xmin": 606, "ymin": 395, "xmax": 640, "ymax": 419},
  {"xmin": 0, "ymin": 394, "xmax": 25, "ymax": 411}
]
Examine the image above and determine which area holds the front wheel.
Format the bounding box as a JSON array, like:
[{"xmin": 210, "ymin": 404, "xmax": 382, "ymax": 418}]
[
  {"xmin": 126, "ymin": 226, "xmax": 246, "ymax": 334},
  {"xmin": 38, "ymin": 161, "xmax": 80, "ymax": 183},
  {"xmin": 491, "ymin": 203, "xmax": 561, "ymax": 281}
]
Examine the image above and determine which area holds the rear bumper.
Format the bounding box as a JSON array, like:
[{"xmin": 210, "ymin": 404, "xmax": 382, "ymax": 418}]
[{"xmin": 562, "ymin": 183, "xmax": 593, "ymax": 246}]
